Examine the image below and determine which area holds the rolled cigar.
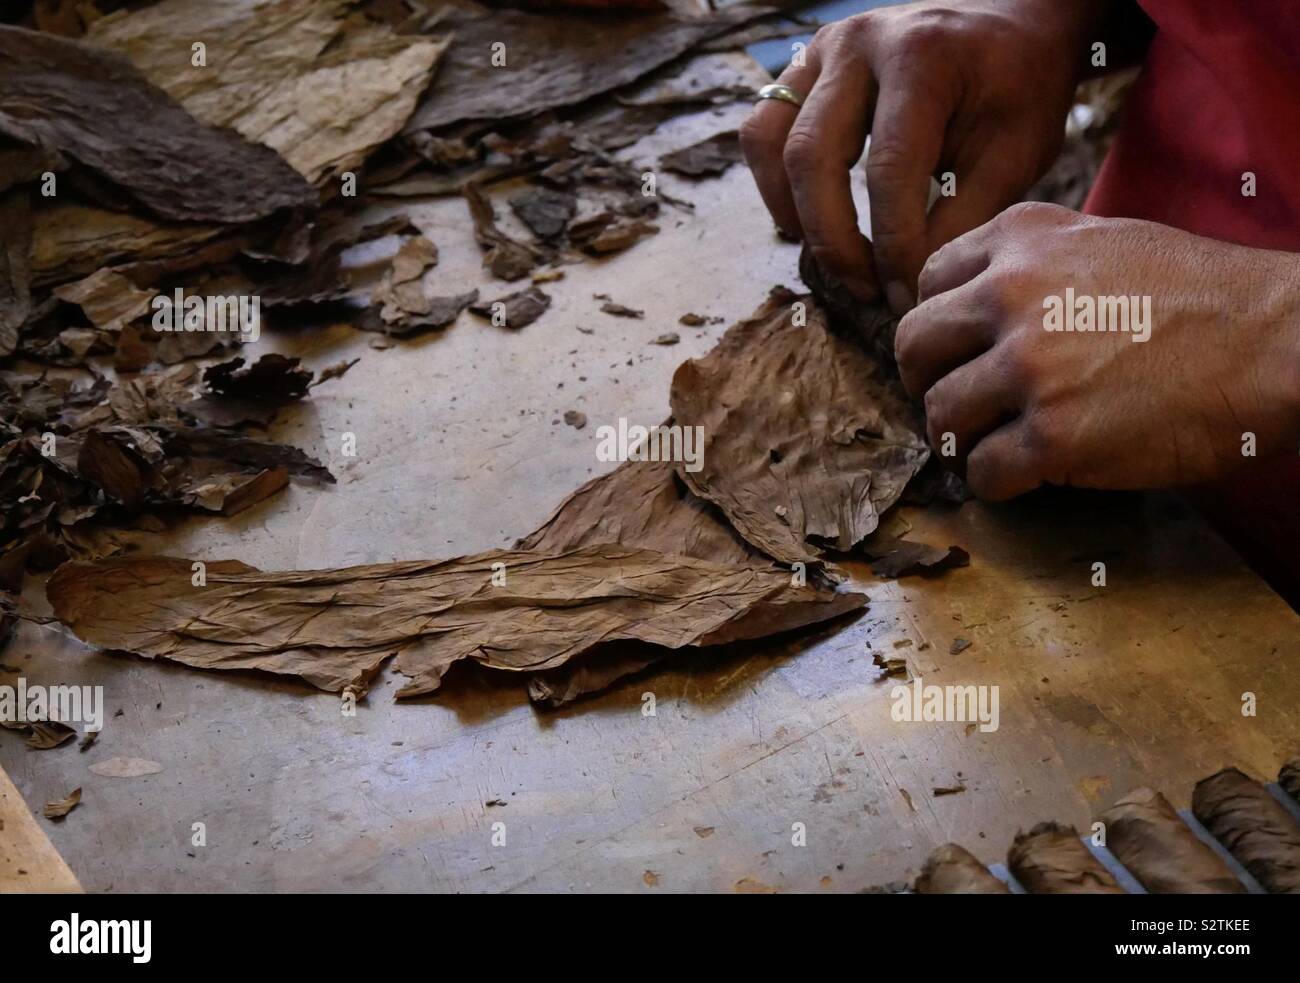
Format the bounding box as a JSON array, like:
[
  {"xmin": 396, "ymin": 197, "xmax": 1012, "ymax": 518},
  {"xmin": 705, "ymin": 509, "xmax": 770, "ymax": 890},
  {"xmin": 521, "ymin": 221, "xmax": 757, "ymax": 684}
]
[
  {"xmin": 1008, "ymin": 821, "xmax": 1127, "ymax": 894},
  {"xmin": 1280, "ymin": 757, "xmax": 1300, "ymax": 804},
  {"xmin": 1192, "ymin": 767, "xmax": 1300, "ymax": 894},
  {"xmin": 915, "ymin": 843, "xmax": 1009, "ymax": 894},
  {"xmin": 1099, "ymin": 787, "xmax": 1245, "ymax": 893}
]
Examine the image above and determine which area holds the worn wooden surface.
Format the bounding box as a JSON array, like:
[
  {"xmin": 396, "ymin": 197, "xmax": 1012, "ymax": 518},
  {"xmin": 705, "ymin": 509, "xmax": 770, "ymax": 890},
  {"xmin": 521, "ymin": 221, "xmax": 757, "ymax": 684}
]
[
  {"xmin": 2, "ymin": 53, "xmax": 1298, "ymax": 893},
  {"xmin": 0, "ymin": 763, "xmax": 81, "ymax": 893}
]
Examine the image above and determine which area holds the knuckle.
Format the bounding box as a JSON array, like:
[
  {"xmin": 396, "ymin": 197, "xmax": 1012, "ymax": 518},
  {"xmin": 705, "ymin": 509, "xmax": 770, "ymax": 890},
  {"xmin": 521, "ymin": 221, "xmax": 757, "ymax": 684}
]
[
  {"xmin": 810, "ymin": 22, "xmax": 850, "ymax": 57},
  {"xmin": 1020, "ymin": 407, "xmax": 1059, "ymax": 463},
  {"xmin": 887, "ymin": 8, "xmax": 965, "ymax": 57},
  {"xmin": 923, "ymin": 385, "xmax": 949, "ymax": 432},
  {"xmin": 974, "ymin": 264, "xmax": 1020, "ymax": 320},
  {"xmin": 782, "ymin": 128, "xmax": 822, "ymax": 181},
  {"xmin": 1000, "ymin": 200, "xmax": 1065, "ymax": 228},
  {"xmin": 1000, "ymin": 334, "xmax": 1038, "ymax": 383},
  {"xmin": 964, "ymin": 447, "xmax": 1001, "ymax": 500},
  {"xmin": 739, "ymin": 114, "xmax": 777, "ymax": 162},
  {"xmin": 893, "ymin": 315, "xmax": 918, "ymax": 368},
  {"xmin": 917, "ymin": 244, "xmax": 951, "ymax": 297},
  {"xmin": 864, "ymin": 139, "xmax": 912, "ymax": 187}
]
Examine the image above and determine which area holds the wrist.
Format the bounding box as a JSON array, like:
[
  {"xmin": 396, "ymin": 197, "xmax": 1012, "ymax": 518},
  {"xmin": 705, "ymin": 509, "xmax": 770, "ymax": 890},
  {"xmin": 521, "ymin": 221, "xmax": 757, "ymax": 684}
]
[
  {"xmin": 1259, "ymin": 254, "xmax": 1300, "ymax": 446},
  {"xmin": 1015, "ymin": 0, "xmax": 1148, "ymax": 79}
]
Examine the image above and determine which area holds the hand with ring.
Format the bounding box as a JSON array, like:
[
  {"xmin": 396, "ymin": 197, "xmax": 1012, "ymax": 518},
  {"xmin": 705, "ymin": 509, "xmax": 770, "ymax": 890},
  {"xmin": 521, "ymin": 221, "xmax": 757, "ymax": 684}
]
[{"xmin": 740, "ymin": 0, "xmax": 1123, "ymax": 313}]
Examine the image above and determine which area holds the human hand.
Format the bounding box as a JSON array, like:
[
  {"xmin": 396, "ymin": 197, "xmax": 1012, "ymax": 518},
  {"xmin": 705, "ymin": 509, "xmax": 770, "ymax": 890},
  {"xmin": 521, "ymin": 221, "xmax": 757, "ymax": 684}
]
[
  {"xmin": 740, "ymin": 0, "xmax": 1107, "ymax": 311},
  {"xmin": 896, "ymin": 202, "xmax": 1300, "ymax": 499}
]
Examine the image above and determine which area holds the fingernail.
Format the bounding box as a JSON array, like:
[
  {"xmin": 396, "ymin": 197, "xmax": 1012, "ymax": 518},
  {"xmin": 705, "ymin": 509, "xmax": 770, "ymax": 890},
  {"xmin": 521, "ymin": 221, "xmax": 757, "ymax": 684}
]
[{"xmin": 885, "ymin": 281, "xmax": 915, "ymax": 315}]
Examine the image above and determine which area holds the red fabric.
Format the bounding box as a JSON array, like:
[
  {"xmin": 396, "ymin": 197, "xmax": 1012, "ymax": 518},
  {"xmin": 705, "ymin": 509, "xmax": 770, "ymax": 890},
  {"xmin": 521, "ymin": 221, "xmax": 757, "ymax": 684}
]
[{"xmin": 1083, "ymin": 0, "xmax": 1300, "ymax": 609}]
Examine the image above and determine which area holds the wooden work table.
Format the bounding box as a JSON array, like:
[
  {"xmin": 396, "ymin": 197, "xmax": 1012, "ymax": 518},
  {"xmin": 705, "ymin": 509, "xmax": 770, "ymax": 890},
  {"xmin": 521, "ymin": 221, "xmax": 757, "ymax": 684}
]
[{"xmin": 2, "ymin": 54, "xmax": 1297, "ymax": 893}]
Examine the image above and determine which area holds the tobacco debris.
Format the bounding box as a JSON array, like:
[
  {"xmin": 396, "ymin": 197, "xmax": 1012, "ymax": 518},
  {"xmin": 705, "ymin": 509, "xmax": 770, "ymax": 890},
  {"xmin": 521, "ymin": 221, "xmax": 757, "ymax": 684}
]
[
  {"xmin": 659, "ymin": 131, "xmax": 743, "ymax": 178},
  {"xmin": 43, "ymin": 786, "xmax": 81, "ymax": 820},
  {"xmin": 465, "ymin": 182, "xmax": 545, "ymax": 281},
  {"xmin": 862, "ymin": 536, "xmax": 970, "ymax": 579},
  {"xmin": 509, "ymin": 188, "xmax": 578, "ymax": 241},
  {"xmin": 600, "ymin": 301, "xmax": 643, "ymax": 319},
  {"xmin": 469, "ymin": 286, "xmax": 551, "ymax": 329}
]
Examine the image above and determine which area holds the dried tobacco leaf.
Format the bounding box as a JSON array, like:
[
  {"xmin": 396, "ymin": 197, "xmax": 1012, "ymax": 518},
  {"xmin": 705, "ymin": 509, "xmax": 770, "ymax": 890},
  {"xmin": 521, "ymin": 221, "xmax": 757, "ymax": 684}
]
[
  {"xmin": 25, "ymin": 720, "xmax": 77, "ymax": 750},
  {"xmin": 202, "ymin": 354, "xmax": 312, "ymax": 402},
  {"xmin": 30, "ymin": 202, "xmax": 230, "ymax": 289},
  {"xmin": 0, "ymin": 188, "xmax": 32, "ymax": 357},
  {"xmin": 913, "ymin": 844, "xmax": 1009, "ymax": 895},
  {"xmin": 469, "ymin": 286, "xmax": 551, "ymax": 329},
  {"xmin": 526, "ymin": 645, "xmax": 666, "ymax": 708},
  {"xmin": 88, "ymin": 0, "xmax": 448, "ymax": 185},
  {"xmin": 519, "ymin": 458, "xmax": 760, "ymax": 567},
  {"xmin": 861, "ymin": 536, "xmax": 969, "ymax": 579},
  {"xmin": 313, "ymin": 358, "xmax": 360, "ymax": 387},
  {"xmin": 0, "ymin": 25, "xmax": 314, "ymax": 223},
  {"xmin": 47, "ymin": 544, "xmax": 862, "ymax": 700},
  {"xmin": 799, "ymin": 246, "xmax": 899, "ymax": 365},
  {"xmin": 465, "ymin": 183, "xmax": 545, "ymax": 281},
  {"xmin": 373, "ymin": 235, "xmax": 440, "ymax": 323},
  {"xmin": 509, "ymin": 187, "xmax": 577, "ymax": 240},
  {"xmin": 1192, "ymin": 767, "xmax": 1300, "ymax": 894},
  {"xmin": 1007, "ymin": 822, "xmax": 1127, "ymax": 894},
  {"xmin": 616, "ymin": 52, "xmax": 758, "ymax": 107},
  {"xmin": 659, "ymin": 131, "xmax": 742, "ymax": 178},
  {"xmin": 403, "ymin": 4, "xmax": 769, "ymax": 133},
  {"xmin": 187, "ymin": 354, "xmax": 313, "ymax": 428},
  {"xmin": 581, "ymin": 219, "xmax": 658, "ymax": 255},
  {"xmin": 43, "ymin": 785, "xmax": 81, "ymax": 820},
  {"xmin": 599, "ymin": 301, "xmax": 642, "ymax": 318},
  {"xmin": 51, "ymin": 268, "xmax": 154, "ymax": 334},
  {"xmin": 669, "ymin": 288, "xmax": 928, "ymax": 565},
  {"xmin": 516, "ymin": 457, "xmax": 864, "ymax": 705},
  {"xmin": 1100, "ymin": 786, "xmax": 1246, "ymax": 894},
  {"xmin": 76, "ymin": 428, "xmax": 151, "ymax": 509}
]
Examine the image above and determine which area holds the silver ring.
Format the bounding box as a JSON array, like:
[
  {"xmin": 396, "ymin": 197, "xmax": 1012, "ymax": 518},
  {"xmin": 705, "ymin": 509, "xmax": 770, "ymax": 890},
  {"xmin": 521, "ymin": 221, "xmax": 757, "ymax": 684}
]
[{"xmin": 756, "ymin": 82, "xmax": 804, "ymax": 108}]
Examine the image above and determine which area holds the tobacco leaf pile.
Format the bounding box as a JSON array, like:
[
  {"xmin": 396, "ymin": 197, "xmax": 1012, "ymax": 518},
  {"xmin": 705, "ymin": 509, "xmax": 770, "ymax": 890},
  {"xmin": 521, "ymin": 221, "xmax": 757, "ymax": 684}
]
[
  {"xmin": 47, "ymin": 288, "xmax": 923, "ymax": 705},
  {"xmin": 3, "ymin": 0, "xmax": 1066, "ymax": 704}
]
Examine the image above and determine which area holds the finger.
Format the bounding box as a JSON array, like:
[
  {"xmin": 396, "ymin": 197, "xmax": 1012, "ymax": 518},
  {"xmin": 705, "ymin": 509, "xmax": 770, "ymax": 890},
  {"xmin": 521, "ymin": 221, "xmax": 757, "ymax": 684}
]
[
  {"xmin": 921, "ymin": 350, "xmax": 1022, "ymax": 471},
  {"xmin": 894, "ymin": 277, "xmax": 997, "ymax": 398},
  {"xmin": 739, "ymin": 56, "xmax": 823, "ymax": 240},
  {"xmin": 964, "ymin": 420, "xmax": 1044, "ymax": 501},
  {"xmin": 866, "ymin": 67, "xmax": 953, "ymax": 312},
  {"xmin": 784, "ymin": 59, "xmax": 878, "ymax": 300},
  {"xmin": 916, "ymin": 224, "xmax": 993, "ymax": 303}
]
